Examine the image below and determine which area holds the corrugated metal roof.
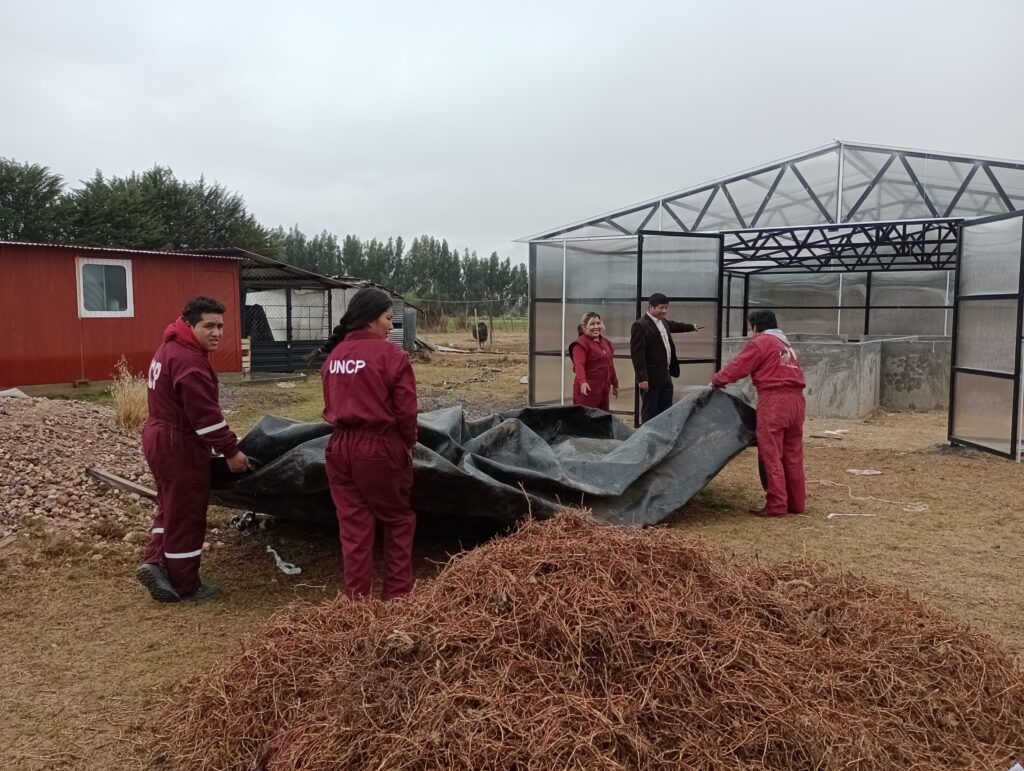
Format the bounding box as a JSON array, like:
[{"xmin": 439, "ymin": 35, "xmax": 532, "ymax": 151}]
[{"xmin": 0, "ymin": 240, "xmax": 242, "ymax": 261}]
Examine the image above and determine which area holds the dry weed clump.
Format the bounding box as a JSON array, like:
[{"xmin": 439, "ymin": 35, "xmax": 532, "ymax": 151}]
[
  {"xmin": 110, "ymin": 356, "xmax": 148, "ymax": 432},
  {"xmin": 158, "ymin": 513, "xmax": 1024, "ymax": 771}
]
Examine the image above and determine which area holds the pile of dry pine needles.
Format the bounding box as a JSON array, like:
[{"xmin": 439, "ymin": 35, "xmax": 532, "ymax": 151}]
[{"xmin": 158, "ymin": 513, "xmax": 1024, "ymax": 770}]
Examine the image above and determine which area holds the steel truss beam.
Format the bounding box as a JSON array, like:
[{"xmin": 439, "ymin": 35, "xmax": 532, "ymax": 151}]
[{"xmin": 722, "ymin": 219, "xmax": 960, "ymax": 274}]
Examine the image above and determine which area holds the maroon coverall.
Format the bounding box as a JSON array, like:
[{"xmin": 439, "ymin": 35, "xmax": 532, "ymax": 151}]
[
  {"xmin": 142, "ymin": 318, "xmax": 239, "ymax": 596},
  {"xmin": 712, "ymin": 329, "xmax": 807, "ymax": 516},
  {"xmin": 568, "ymin": 334, "xmax": 619, "ymax": 411},
  {"xmin": 322, "ymin": 330, "xmax": 418, "ymax": 601}
]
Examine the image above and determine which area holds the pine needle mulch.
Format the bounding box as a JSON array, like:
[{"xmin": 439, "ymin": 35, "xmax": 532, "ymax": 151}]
[{"xmin": 157, "ymin": 513, "xmax": 1024, "ymax": 770}]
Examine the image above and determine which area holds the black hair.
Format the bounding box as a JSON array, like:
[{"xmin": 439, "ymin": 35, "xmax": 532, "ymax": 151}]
[
  {"xmin": 747, "ymin": 309, "xmax": 779, "ymax": 332},
  {"xmin": 321, "ymin": 287, "xmax": 394, "ymax": 354},
  {"xmin": 183, "ymin": 296, "xmax": 226, "ymax": 326},
  {"xmin": 647, "ymin": 292, "xmax": 669, "ymax": 307}
]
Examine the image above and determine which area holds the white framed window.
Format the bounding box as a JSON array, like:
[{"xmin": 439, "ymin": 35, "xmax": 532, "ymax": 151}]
[{"xmin": 76, "ymin": 257, "xmax": 135, "ymax": 318}]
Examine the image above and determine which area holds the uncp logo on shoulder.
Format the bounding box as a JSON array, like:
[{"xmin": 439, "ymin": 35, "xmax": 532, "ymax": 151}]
[{"xmin": 147, "ymin": 360, "xmax": 162, "ymax": 389}]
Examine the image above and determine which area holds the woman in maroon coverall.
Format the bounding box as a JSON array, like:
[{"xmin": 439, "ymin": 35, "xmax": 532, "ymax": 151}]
[
  {"xmin": 711, "ymin": 309, "xmax": 807, "ymax": 518},
  {"xmin": 568, "ymin": 312, "xmax": 619, "ymax": 411},
  {"xmin": 320, "ymin": 288, "xmax": 418, "ymax": 601}
]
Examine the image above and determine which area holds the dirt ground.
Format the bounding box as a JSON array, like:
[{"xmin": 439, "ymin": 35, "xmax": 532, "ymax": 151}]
[{"xmin": 2, "ymin": 342, "xmax": 1023, "ymax": 770}]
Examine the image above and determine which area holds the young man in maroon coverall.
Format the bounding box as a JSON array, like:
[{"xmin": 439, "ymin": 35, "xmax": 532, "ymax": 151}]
[
  {"xmin": 711, "ymin": 309, "xmax": 806, "ymax": 518},
  {"xmin": 320, "ymin": 288, "xmax": 418, "ymax": 601},
  {"xmin": 136, "ymin": 297, "xmax": 250, "ymax": 602}
]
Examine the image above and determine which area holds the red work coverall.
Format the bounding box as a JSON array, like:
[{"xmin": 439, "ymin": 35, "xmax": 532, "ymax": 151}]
[
  {"xmin": 712, "ymin": 330, "xmax": 807, "ymax": 515},
  {"xmin": 568, "ymin": 334, "xmax": 619, "ymax": 411},
  {"xmin": 322, "ymin": 331, "xmax": 418, "ymax": 600},
  {"xmin": 142, "ymin": 318, "xmax": 239, "ymax": 596}
]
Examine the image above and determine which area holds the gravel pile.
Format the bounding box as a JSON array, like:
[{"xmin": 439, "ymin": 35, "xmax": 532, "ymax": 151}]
[{"xmin": 0, "ymin": 396, "xmax": 152, "ymax": 542}]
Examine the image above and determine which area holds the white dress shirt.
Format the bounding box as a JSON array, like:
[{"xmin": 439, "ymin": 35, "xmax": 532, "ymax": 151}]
[{"xmin": 647, "ymin": 312, "xmax": 671, "ymax": 363}]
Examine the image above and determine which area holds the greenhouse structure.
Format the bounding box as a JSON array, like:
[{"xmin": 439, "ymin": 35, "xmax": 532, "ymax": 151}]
[{"xmin": 521, "ymin": 141, "xmax": 1024, "ymax": 459}]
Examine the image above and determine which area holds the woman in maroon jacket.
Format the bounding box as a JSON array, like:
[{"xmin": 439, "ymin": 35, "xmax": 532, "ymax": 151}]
[
  {"xmin": 568, "ymin": 311, "xmax": 619, "ymax": 411},
  {"xmin": 321, "ymin": 288, "xmax": 418, "ymax": 601}
]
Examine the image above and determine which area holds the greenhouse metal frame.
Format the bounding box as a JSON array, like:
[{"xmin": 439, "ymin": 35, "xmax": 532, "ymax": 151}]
[{"xmin": 524, "ymin": 141, "xmax": 1024, "ymax": 454}]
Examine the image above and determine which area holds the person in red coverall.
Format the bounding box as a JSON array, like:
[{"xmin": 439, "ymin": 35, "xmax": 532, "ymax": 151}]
[
  {"xmin": 711, "ymin": 309, "xmax": 806, "ymax": 518},
  {"xmin": 136, "ymin": 297, "xmax": 250, "ymax": 602},
  {"xmin": 568, "ymin": 311, "xmax": 619, "ymax": 411},
  {"xmin": 320, "ymin": 288, "xmax": 418, "ymax": 601}
]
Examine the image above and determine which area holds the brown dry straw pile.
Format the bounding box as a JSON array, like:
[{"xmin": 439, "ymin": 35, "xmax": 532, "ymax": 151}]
[{"xmin": 159, "ymin": 514, "xmax": 1024, "ymax": 771}]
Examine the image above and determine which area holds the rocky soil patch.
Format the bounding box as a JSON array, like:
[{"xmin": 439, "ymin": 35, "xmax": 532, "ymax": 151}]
[{"xmin": 0, "ymin": 396, "xmax": 152, "ymax": 547}]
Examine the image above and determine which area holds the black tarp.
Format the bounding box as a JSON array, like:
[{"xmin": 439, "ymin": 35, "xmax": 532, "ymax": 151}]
[{"xmin": 211, "ymin": 389, "xmax": 756, "ymax": 531}]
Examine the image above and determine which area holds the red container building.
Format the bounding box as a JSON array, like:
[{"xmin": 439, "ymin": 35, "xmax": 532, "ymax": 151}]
[{"xmin": 0, "ymin": 242, "xmax": 243, "ymax": 388}]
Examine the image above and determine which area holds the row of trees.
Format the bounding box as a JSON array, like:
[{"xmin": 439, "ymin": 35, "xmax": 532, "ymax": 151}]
[{"xmin": 0, "ymin": 158, "xmax": 527, "ymax": 312}]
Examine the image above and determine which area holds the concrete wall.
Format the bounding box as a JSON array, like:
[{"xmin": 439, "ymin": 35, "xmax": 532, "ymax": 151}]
[
  {"xmin": 864, "ymin": 335, "xmax": 951, "ymax": 410},
  {"xmin": 720, "ymin": 334, "xmax": 951, "ymax": 418},
  {"xmin": 721, "ymin": 335, "xmax": 880, "ymax": 419}
]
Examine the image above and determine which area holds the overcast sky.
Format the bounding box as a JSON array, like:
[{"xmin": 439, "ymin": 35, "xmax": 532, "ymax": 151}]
[{"xmin": 3, "ymin": 0, "xmax": 1022, "ymax": 263}]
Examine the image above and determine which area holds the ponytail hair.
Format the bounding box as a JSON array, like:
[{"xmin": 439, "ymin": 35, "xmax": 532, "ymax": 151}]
[
  {"xmin": 321, "ymin": 287, "xmax": 394, "ymax": 354},
  {"xmin": 577, "ymin": 311, "xmax": 602, "ymax": 336}
]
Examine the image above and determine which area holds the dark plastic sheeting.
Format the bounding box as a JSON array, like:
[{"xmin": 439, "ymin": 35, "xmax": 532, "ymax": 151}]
[{"xmin": 211, "ymin": 390, "xmax": 756, "ymax": 531}]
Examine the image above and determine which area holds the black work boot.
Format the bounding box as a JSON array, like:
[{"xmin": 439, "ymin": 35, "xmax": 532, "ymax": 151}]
[
  {"xmin": 136, "ymin": 563, "xmax": 180, "ymax": 603},
  {"xmin": 181, "ymin": 583, "xmax": 221, "ymax": 601}
]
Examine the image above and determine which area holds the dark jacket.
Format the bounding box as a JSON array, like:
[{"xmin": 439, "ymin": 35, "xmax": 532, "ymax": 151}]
[
  {"xmin": 629, "ymin": 314, "xmax": 697, "ymax": 387},
  {"xmin": 145, "ymin": 317, "xmax": 239, "ymax": 457}
]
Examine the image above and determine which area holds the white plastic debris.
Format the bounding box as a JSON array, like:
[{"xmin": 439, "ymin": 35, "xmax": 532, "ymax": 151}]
[
  {"xmin": 519, "ymin": 376, "xmax": 529, "ymax": 385},
  {"xmin": 846, "ymin": 468, "xmax": 883, "ymax": 476},
  {"xmin": 0, "ymin": 388, "xmax": 30, "ymax": 399},
  {"xmin": 827, "ymin": 512, "xmax": 878, "ymax": 519},
  {"xmin": 266, "ymin": 545, "xmax": 302, "ymax": 575}
]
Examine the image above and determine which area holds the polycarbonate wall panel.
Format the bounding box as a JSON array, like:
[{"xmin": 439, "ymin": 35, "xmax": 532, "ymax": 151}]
[
  {"xmin": 563, "ymin": 301, "xmax": 637, "ymax": 351},
  {"xmin": 774, "ymin": 307, "xmax": 840, "ymax": 334},
  {"xmin": 669, "ymin": 302, "xmax": 718, "ymax": 361},
  {"xmin": 565, "ymin": 240, "xmax": 637, "ymax": 300},
  {"xmin": 951, "ymin": 373, "xmax": 1014, "ymax": 454},
  {"xmin": 956, "ymin": 300, "xmax": 1018, "ymax": 373},
  {"xmin": 610, "ymin": 358, "xmax": 637, "ymax": 414},
  {"xmin": 870, "ymin": 270, "xmax": 949, "ymax": 307},
  {"xmin": 531, "ymin": 355, "xmax": 567, "ymax": 405},
  {"xmin": 534, "ymin": 302, "xmax": 566, "ymax": 352},
  {"xmin": 675, "ymin": 363, "xmax": 716, "ymax": 396},
  {"xmin": 959, "ymin": 217, "xmax": 1023, "ymax": 296},
  {"xmin": 641, "ymin": 235, "xmax": 719, "ymax": 297},
  {"xmin": 870, "ymin": 308, "xmax": 947, "ymax": 336},
  {"xmin": 748, "ymin": 273, "xmax": 840, "ymax": 307},
  {"xmin": 839, "ymin": 308, "xmax": 866, "ymax": 338},
  {"xmin": 533, "ymin": 242, "xmax": 564, "ymax": 299},
  {"xmin": 840, "ymin": 273, "xmax": 867, "ymax": 306}
]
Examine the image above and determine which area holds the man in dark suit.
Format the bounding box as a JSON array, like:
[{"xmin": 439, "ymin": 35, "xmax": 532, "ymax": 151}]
[{"xmin": 629, "ymin": 293, "xmax": 704, "ymax": 423}]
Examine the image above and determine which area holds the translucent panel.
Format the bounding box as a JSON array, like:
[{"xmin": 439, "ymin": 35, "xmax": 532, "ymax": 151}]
[
  {"xmin": 665, "ymin": 188, "xmax": 714, "ymax": 230},
  {"xmin": 698, "ymin": 188, "xmax": 744, "ymax": 231},
  {"xmin": 871, "ymin": 271, "xmax": 949, "ymax": 306},
  {"xmin": 563, "ymin": 301, "xmax": 638, "ymax": 351},
  {"xmin": 531, "ymin": 355, "xmax": 568, "ymax": 405},
  {"xmin": 840, "ymin": 273, "xmax": 867, "ymax": 306},
  {"xmin": 533, "ymin": 242, "xmax": 564, "ymax": 299},
  {"xmin": 757, "ymin": 164, "xmax": 830, "ymax": 227},
  {"xmin": 839, "ymin": 308, "xmax": 865, "ymax": 339},
  {"xmin": 728, "ymin": 309, "xmax": 745, "ymax": 337},
  {"xmin": 956, "ymin": 169, "xmax": 1011, "ymax": 218},
  {"xmin": 749, "ymin": 273, "xmax": 840, "ymax": 307},
  {"xmin": 728, "ymin": 275, "xmax": 745, "ymax": 306},
  {"xmin": 956, "ymin": 299, "xmax": 1019, "ymax": 373},
  {"xmin": 641, "ymin": 235, "xmax": 719, "ymax": 297},
  {"xmin": 849, "ymin": 154, "xmax": 930, "ymax": 222},
  {"xmin": 768, "ymin": 307, "xmax": 839, "ymax": 334},
  {"xmin": 904, "ymin": 156, "xmax": 976, "ymax": 216},
  {"xmin": 952, "ymin": 373, "xmax": 1014, "ymax": 454},
  {"xmin": 841, "ymin": 148, "xmax": 889, "ymax": 221},
  {"xmin": 959, "ymin": 216, "xmax": 1023, "ymax": 296},
  {"xmin": 607, "ymin": 205, "xmax": 657, "ymax": 234},
  {"xmin": 991, "ymin": 166, "xmax": 1024, "ymax": 213},
  {"xmin": 668, "ymin": 302, "xmax": 718, "ymax": 361},
  {"xmin": 792, "ymin": 148, "xmax": 840, "ymax": 222},
  {"xmin": 533, "ymin": 302, "xmax": 564, "ymax": 352},
  {"xmin": 674, "ymin": 362, "xmax": 716, "ymax": 396},
  {"xmin": 869, "ymin": 307, "xmax": 946, "ymax": 336},
  {"xmin": 565, "ymin": 241, "xmax": 637, "ymax": 300},
  {"xmin": 723, "ymin": 168, "xmax": 782, "ymax": 227},
  {"xmin": 610, "ymin": 358, "xmax": 637, "ymax": 414}
]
